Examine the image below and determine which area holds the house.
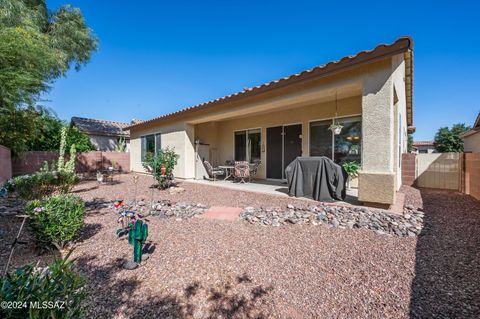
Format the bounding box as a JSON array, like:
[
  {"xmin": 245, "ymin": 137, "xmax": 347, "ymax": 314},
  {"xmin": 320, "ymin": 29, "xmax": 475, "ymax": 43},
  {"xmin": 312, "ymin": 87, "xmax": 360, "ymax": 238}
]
[
  {"xmin": 70, "ymin": 117, "xmax": 133, "ymax": 152},
  {"xmin": 460, "ymin": 112, "xmax": 480, "ymax": 152},
  {"xmin": 126, "ymin": 37, "xmax": 414, "ymax": 206},
  {"xmin": 413, "ymin": 141, "xmax": 435, "ymax": 153}
]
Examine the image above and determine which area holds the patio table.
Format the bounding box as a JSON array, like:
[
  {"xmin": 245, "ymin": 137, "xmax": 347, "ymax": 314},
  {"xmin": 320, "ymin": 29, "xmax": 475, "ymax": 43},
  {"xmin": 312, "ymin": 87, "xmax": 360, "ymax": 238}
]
[
  {"xmin": 218, "ymin": 165, "xmax": 234, "ymax": 180},
  {"xmin": 219, "ymin": 164, "xmax": 257, "ymax": 182}
]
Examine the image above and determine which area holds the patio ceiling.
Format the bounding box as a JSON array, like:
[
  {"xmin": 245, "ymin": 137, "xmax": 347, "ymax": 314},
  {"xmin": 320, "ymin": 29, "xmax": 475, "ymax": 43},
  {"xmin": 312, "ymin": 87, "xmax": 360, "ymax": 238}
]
[{"xmin": 186, "ymin": 83, "xmax": 362, "ymax": 124}]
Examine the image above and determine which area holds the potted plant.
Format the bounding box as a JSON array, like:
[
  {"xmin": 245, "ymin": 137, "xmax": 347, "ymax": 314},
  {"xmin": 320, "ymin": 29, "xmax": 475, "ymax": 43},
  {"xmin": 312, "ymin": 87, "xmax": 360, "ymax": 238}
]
[
  {"xmin": 342, "ymin": 161, "xmax": 360, "ymax": 190},
  {"xmin": 329, "ymin": 123, "xmax": 343, "ymax": 135}
]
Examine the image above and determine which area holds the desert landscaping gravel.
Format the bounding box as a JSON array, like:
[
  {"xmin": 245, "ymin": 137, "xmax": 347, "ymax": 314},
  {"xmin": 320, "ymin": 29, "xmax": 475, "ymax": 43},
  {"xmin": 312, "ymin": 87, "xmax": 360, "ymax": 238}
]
[{"xmin": 1, "ymin": 175, "xmax": 479, "ymax": 318}]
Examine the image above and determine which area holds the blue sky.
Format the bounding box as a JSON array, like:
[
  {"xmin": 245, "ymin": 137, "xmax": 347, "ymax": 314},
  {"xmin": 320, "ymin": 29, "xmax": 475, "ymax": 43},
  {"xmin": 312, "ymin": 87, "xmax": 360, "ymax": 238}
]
[{"xmin": 44, "ymin": 0, "xmax": 480, "ymax": 140}]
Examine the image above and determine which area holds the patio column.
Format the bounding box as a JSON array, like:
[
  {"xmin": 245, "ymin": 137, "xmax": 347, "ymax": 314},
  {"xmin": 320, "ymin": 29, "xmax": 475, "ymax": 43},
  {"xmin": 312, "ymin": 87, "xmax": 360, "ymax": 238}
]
[{"xmin": 359, "ymin": 64, "xmax": 396, "ymax": 205}]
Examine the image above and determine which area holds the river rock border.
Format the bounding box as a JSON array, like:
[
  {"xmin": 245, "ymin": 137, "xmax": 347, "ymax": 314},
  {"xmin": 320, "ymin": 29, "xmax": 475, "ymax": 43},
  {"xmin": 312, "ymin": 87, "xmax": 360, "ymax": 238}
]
[
  {"xmin": 86, "ymin": 199, "xmax": 209, "ymax": 220},
  {"xmin": 240, "ymin": 203, "xmax": 423, "ymax": 237}
]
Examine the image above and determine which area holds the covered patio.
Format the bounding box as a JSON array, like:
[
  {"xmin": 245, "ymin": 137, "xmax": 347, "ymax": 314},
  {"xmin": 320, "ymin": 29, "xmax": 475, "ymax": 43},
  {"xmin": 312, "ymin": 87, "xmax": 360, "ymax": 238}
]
[{"xmin": 188, "ymin": 178, "xmax": 360, "ymax": 206}]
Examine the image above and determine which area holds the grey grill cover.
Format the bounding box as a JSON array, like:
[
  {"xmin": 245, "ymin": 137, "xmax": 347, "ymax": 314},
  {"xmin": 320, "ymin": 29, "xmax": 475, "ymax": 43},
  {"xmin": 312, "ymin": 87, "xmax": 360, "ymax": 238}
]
[{"xmin": 285, "ymin": 157, "xmax": 347, "ymax": 202}]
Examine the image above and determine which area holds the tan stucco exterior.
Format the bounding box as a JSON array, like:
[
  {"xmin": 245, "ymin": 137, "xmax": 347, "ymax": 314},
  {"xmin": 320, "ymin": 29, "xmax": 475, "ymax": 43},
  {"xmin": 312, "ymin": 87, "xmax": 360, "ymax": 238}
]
[
  {"xmin": 463, "ymin": 131, "xmax": 480, "ymax": 153},
  {"xmin": 129, "ymin": 52, "xmax": 411, "ymax": 205}
]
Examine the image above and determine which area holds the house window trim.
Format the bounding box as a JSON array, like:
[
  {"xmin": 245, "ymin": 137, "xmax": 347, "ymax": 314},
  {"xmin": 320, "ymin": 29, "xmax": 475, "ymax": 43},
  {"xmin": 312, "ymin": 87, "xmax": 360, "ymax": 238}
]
[
  {"xmin": 308, "ymin": 113, "xmax": 362, "ymax": 164},
  {"xmin": 232, "ymin": 127, "xmax": 262, "ymax": 163},
  {"xmin": 140, "ymin": 132, "xmax": 162, "ymax": 162}
]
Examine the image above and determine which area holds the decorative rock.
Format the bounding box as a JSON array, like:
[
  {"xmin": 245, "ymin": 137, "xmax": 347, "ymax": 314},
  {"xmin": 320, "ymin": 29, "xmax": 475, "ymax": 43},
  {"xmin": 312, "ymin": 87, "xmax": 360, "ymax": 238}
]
[
  {"xmin": 239, "ymin": 201, "xmax": 424, "ymax": 237},
  {"xmin": 123, "ymin": 261, "xmax": 139, "ymax": 270},
  {"xmin": 331, "ymin": 218, "xmax": 340, "ymax": 228}
]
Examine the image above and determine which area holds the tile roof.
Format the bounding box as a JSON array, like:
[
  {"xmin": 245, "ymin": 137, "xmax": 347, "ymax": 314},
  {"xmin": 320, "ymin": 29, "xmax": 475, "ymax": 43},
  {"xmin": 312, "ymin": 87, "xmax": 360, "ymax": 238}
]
[
  {"xmin": 413, "ymin": 141, "xmax": 434, "ymax": 146},
  {"xmin": 460, "ymin": 112, "xmax": 480, "ymax": 138},
  {"xmin": 71, "ymin": 117, "xmax": 131, "ymax": 137},
  {"xmin": 126, "ymin": 36, "xmax": 413, "ymax": 130}
]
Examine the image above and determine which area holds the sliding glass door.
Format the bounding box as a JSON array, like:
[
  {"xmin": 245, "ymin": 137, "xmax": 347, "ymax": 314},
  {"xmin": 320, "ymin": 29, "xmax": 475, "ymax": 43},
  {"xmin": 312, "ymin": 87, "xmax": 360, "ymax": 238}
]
[{"xmin": 234, "ymin": 129, "xmax": 261, "ymax": 163}]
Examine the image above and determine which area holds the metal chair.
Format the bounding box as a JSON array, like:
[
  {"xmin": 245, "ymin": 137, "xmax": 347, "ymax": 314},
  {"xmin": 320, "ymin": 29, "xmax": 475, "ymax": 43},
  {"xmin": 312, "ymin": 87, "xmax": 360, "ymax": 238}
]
[
  {"xmin": 234, "ymin": 161, "xmax": 250, "ymax": 183},
  {"xmin": 203, "ymin": 160, "xmax": 224, "ymax": 181},
  {"xmin": 249, "ymin": 160, "xmax": 261, "ymax": 182}
]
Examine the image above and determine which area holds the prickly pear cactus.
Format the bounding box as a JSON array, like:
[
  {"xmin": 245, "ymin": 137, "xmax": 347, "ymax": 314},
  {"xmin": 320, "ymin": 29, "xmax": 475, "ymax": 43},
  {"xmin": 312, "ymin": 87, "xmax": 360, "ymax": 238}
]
[{"xmin": 128, "ymin": 219, "xmax": 148, "ymax": 263}]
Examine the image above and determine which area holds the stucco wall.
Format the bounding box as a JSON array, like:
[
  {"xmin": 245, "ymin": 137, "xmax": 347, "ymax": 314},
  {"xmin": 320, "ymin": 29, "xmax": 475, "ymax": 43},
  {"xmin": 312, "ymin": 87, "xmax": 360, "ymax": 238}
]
[
  {"xmin": 358, "ymin": 53, "xmax": 407, "ymax": 205},
  {"xmin": 391, "ymin": 54, "xmax": 409, "ymax": 189},
  {"xmin": 195, "ymin": 96, "xmax": 362, "ymax": 179},
  {"xmin": 463, "ymin": 132, "xmax": 480, "ymax": 152},
  {"xmin": 130, "ymin": 122, "xmax": 195, "ymax": 178},
  {"xmin": 89, "ymin": 135, "xmax": 130, "ymax": 152},
  {"xmin": 129, "ymin": 56, "xmax": 408, "ymax": 205}
]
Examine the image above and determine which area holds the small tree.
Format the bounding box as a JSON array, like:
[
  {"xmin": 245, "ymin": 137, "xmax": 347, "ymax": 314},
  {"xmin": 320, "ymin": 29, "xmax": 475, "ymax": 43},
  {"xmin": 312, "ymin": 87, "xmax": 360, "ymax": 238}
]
[
  {"xmin": 407, "ymin": 134, "xmax": 414, "ymax": 153},
  {"xmin": 434, "ymin": 123, "xmax": 470, "ymax": 153},
  {"xmin": 142, "ymin": 147, "xmax": 179, "ymax": 189},
  {"xmin": 66, "ymin": 127, "xmax": 95, "ymax": 152}
]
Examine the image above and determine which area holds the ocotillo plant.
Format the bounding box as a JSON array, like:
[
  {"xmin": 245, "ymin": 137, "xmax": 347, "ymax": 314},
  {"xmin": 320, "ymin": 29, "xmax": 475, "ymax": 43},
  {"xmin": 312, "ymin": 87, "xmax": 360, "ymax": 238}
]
[{"xmin": 128, "ymin": 219, "xmax": 148, "ymax": 264}]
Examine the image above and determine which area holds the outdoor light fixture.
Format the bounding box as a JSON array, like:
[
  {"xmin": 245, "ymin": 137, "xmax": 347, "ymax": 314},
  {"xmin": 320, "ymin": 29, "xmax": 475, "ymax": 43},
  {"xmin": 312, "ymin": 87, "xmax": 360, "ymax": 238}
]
[{"xmin": 328, "ymin": 92, "xmax": 343, "ymax": 135}]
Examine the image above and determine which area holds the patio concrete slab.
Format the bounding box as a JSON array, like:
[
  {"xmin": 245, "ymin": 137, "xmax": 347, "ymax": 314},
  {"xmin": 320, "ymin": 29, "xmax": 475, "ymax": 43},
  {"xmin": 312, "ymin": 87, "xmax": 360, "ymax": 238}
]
[
  {"xmin": 202, "ymin": 206, "xmax": 243, "ymax": 221},
  {"xmin": 187, "ymin": 179, "xmax": 359, "ymax": 205}
]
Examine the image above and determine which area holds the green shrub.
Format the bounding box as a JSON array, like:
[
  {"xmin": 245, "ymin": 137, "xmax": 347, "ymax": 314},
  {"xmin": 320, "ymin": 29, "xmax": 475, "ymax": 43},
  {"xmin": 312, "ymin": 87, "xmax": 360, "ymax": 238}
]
[
  {"xmin": 10, "ymin": 170, "xmax": 78, "ymax": 200},
  {"xmin": 142, "ymin": 147, "xmax": 179, "ymax": 189},
  {"xmin": 26, "ymin": 194, "xmax": 85, "ymax": 250},
  {"xmin": 0, "ymin": 251, "xmax": 86, "ymax": 319},
  {"xmin": 342, "ymin": 161, "xmax": 361, "ymax": 178}
]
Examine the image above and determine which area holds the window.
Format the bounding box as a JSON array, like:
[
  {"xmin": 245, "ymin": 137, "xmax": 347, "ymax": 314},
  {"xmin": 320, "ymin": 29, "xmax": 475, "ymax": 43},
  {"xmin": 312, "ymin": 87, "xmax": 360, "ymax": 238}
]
[
  {"xmin": 310, "ymin": 116, "xmax": 361, "ymax": 164},
  {"xmin": 234, "ymin": 129, "xmax": 261, "ymax": 163},
  {"xmin": 334, "ymin": 116, "xmax": 361, "ymax": 164},
  {"xmin": 141, "ymin": 133, "xmax": 161, "ymax": 161},
  {"xmin": 309, "ymin": 120, "xmax": 332, "ymax": 158}
]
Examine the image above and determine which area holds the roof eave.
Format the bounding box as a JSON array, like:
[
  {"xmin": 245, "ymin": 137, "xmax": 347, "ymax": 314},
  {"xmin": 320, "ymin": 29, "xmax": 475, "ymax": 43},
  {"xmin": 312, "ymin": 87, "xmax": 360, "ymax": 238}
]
[{"xmin": 127, "ymin": 36, "xmax": 414, "ymax": 130}]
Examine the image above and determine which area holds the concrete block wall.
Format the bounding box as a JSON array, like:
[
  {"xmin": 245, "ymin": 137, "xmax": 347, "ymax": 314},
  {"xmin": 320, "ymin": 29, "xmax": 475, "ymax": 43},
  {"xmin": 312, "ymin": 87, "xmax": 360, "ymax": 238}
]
[
  {"xmin": 465, "ymin": 153, "xmax": 480, "ymax": 200},
  {"xmin": 401, "ymin": 153, "xmax": 416, "ymax": 186},
  {"xmin": 11, "ymin": 151, "xmax": 130, "ymax": 176},
  {"xmin": 0, "ymin": 145, "xmax": 12, "ymax": 183}
]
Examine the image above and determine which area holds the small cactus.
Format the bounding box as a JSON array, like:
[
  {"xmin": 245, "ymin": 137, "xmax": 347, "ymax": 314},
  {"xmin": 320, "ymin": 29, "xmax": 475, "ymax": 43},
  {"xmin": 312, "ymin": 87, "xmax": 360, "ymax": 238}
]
[{"xmin": 128, "ymin": 219, "xmax": 148, "ymax": 264}]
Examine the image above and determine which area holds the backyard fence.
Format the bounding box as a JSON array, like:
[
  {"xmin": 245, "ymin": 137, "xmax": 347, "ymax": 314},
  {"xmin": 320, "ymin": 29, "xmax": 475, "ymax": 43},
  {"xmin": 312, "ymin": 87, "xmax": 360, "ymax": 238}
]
[
  {"xmin": 401, "ymin": 152, "xmax": 480, "ymax": 200},
  {"xmin": 415, "ymin": 153, "xmax": 462, "ymax": 190},
  {"xmin": 465, "ymin": 153, "xmax": 480, "ymax": 200},
  {"xmin": 11, "ymin": 151, "xmax": 130, "ymax": 176},
  {"xmin": 0, "ymin": 145, "xmax": 12, "ymax": 184}
]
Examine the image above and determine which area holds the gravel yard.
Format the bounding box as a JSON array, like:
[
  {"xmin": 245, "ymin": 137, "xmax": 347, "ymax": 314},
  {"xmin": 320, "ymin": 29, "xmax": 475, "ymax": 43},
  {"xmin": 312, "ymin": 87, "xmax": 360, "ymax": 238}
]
[
  {"xmin": 1, "ymin": 175, "xmax": 479, "ymax": 318},
  {"xmin": 72, "ymin": 174, "xmax": 320, "ymax": 209}
]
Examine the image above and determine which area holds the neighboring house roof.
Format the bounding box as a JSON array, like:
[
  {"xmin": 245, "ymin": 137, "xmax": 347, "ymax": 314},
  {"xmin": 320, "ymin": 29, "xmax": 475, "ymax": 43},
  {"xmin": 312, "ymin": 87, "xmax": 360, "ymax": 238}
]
[
  {"xmin": 413, "ymin": 141, "xmax": 435, "ymax": 147},
  {"xmin": 71, "ymin": 117, "xmax": 131, "ymax": 138},
  {"xmin": 126, "ymin": 36, "xmax": 414, "ymax": 131},
  {"xmin": 460, "ymin": 112, "xmax": 480, "ymax": 138}
]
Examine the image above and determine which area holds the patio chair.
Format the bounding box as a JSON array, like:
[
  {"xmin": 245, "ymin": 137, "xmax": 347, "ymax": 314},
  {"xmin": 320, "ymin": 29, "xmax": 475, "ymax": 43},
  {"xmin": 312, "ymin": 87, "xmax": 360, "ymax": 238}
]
[
  {"xmin": 249, "ymin": 160, "xmax": 261, "ymax": 182},
  {"xmin": 203, "ymin": 160, "xmax": 224, "ymax": 181},
  {"xmin": 225, "ymin": 160, "xmax": 235, "ymax": 166},
  {"xmin": 234, "ymin": 161, "xmax": 250, "ymax": 183}
]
